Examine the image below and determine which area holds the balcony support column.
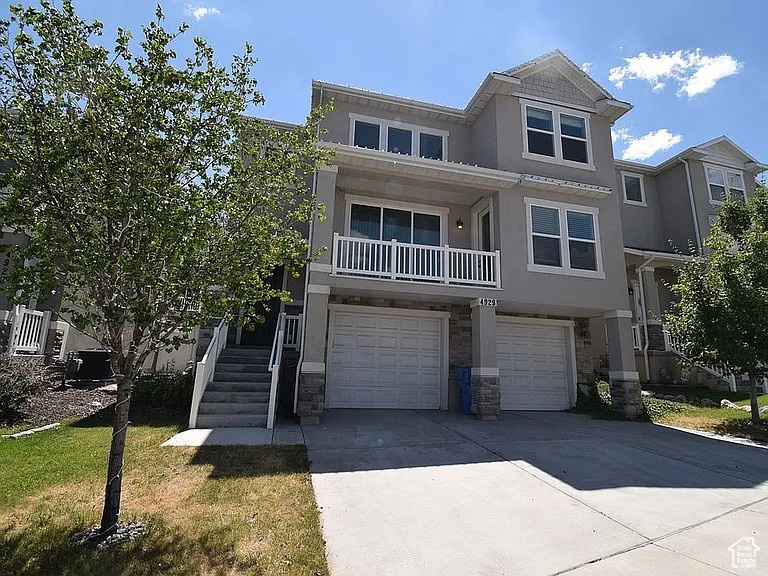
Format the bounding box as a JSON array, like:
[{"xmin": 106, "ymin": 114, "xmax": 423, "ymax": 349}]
[
  {"xmin": 605, "ymin": 309, "xmax": 643, "ymax": 419},
  {"xmin": 470, "ymin": 299, "xmax": 500, "ymax": 421}
]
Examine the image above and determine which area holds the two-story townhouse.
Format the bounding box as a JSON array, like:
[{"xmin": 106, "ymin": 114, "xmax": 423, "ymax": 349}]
[
  {"xmin": 289, "ymin": 49, "xmax": 645, "ymax": 424},
  {"xmin": 589, "ymin": 137, "xmax": 766, "ymax": 390}
]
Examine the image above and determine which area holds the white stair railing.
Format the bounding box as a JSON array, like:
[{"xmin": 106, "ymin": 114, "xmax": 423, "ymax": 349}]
[
  {"xmin": 663, "ymin": 326, "xmax": 737, "ymax": 392},
  {"xmin": 8, "ymin": 305, "xmax": 51, "ymax": 355},
  {"xmin": 189, "ymin": 318, "xmax": 228, "ymax": 429},
  {"xmin": 284, "ymin": 314, "xmax": 302, "ymax": 350},
  {"xmin": 267, "ymin": 312, "xmax": 287, "ymax": 430}
]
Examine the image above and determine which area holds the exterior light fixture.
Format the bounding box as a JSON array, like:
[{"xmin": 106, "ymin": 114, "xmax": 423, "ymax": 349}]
[{"xmin": 456, "ymin": 219, "xmax": 464, "ymax": 230}]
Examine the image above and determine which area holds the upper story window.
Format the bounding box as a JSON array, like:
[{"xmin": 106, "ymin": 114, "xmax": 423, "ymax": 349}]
[
  {"xmin": 525, "ymin": 197, "xmax": 603, "ymax": 278},
  {"xmin": 705, "ymin": 164, "xmax": 745, "ymax": 203},
  {"xmin": 349, "ymin": 114, "xmax": 447, "ymax": 160},
  {"xmin": 621, "ymin": 171, "xmax": 646, "ymax": 206},
  {"xmin": 521, "ymin": 100, "xmax": 594, "ymax": 171}
]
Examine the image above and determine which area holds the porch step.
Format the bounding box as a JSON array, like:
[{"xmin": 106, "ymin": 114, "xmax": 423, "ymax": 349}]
[
  {"xmin": 212, "ymin": 371, "xmax": 270, "ymax": 382},
  {"xmin": 202, "ymin": 391, "xmax": 270, "ymax": 403},
  {"xmin": 198, "ymin": 401, "xmax": 268, "ymax": 415},
  {"xmin": 207, "ymin": 380, "xmax": 271, "ymax": 393},
  {"xmin": 218, "ymin": 347, "xmax": 271, "ymax": 359},
  {"xmin": 196, "ymin": 414, "xmax": 268, "ymax": 428},
  {"xmin": 215, "ymin": 362, "xmax": 270, "ymax": 373}
]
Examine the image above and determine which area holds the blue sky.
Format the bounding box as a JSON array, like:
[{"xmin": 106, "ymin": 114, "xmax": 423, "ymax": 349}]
[{"xmin": 9, "ymin": 0, "xmax": 768, "ymax": 167}]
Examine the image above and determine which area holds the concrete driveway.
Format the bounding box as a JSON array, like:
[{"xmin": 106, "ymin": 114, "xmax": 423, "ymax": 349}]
[{"xmin": 305, "ymin": 410, "xmax": 768, "ymax": 576}]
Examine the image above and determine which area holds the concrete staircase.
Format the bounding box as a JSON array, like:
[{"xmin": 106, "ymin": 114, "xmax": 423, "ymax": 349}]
[{"xmin": 196, "ymin": 346, "xmax": 272, "ymax": 428}]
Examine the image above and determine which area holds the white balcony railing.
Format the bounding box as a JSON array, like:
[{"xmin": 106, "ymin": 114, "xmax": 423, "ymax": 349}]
[
  {"xmin": 332, "ymin": 233, "xmax": 501, "ymax": 289},
  {"xmin": 8, "ymin": 305, "xmax": 51, "ymax": 355}
]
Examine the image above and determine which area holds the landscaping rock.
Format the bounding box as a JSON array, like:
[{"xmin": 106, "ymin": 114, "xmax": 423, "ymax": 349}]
[
  {"xmin": 700, "ymin": 398, "xmax": 719, "ymax": 408},
  {"xmin": 672, "ymin": 395, "xmax": 687, "ymax": 403},
  {"xmin": 721, "ymin": 399, "xmax": 739, "ymax": 410},
  {"xmin": 641, "ymin": 390, "xmax": 652, "ymax": 397},
  {"xmin": 71, "ymin": 521, "xmax": 147, "ymax": 550},
  {"xmin": 740, "ymin": 405, "xmax": 752, "ymax": 412},
  {"xmin": 761, "ymin": 407, "xmax": 768, "ymax": 414}
]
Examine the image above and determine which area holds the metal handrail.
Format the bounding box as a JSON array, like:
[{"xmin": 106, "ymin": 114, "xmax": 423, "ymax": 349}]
[
  {"xmin": 189, "ymin": 318, "xmax": 228, "ymax": 428},
  {"xmin": 267, "ymin": 312, "xmax": 286, "ymax": 429}
]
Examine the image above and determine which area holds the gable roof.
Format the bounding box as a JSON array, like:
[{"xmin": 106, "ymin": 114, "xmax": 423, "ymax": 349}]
[
  {"xmin": 501, "ymin": 49, "xmax": 617, "ymax": 102},
  {"xmin": 616, "ymin": 135, "xmax": 767, "ymax": 175},
  {"xmin": 313, "ymin": 50, "xmax": 632, "ymax": 125}
]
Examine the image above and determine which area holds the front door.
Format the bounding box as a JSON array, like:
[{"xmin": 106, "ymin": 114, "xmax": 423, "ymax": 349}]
[{"xmin": 240, "ymin": 267, "xmax": 283, "ymax": 346}]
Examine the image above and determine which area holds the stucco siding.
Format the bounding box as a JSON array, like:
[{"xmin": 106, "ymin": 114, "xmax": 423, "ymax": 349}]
[
  {"xmin": 617, "ymin": 169, "xmax": 667, "ymax": 251},
  {"xmin": 656, "ymin": 163, "xmax": 696, "ymax": 253},
  {"xmin": 470, "ymin": 95, "xmax": 498, "ymax": 169}
]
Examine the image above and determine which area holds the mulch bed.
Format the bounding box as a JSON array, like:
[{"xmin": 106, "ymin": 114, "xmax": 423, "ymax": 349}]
[{"xmin": 2, "ymin": 383, "xmax": 117, "ymax": 430}]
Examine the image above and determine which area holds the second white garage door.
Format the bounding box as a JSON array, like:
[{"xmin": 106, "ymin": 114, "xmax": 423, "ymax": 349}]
[
  {"xmin": 327, "ymin": 309, "xmax": 443, "ymax": 409},
  {"xmin": 497, "ymin": 321, "xmax": 571, "ymax": 410}
]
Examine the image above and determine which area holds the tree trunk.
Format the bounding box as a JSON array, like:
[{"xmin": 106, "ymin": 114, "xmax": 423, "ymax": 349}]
[
  {"xmin": 99, "ymin": 373, "xmax": 132, "ymax": 536},
  {"xmin": 749, "ymin": 376, "xmax": 760, "ymax": 426}
]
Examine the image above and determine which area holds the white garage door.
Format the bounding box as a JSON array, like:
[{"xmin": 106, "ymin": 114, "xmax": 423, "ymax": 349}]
[
  {"xmin": 327, "ymin": 310, "xmax": 443, "ymax": 409},
  {"xmin": 497, "ymin": 321, "xmax": 571, "ymax": 410}
]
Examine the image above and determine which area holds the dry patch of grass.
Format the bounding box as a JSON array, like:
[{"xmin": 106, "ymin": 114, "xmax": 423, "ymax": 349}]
[{"xmin": 0, "ymin": 410, "xmax": 327, "ymax": 576}]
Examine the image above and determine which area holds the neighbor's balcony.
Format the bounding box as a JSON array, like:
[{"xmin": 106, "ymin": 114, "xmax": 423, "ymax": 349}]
[{"xmin": 332, "ymin": 233, "xmax": 501, "ymax": 289}]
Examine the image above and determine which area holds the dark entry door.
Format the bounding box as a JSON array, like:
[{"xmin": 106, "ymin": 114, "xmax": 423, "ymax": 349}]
[{"xmin": 240, "ymin": 267, "xmax": 283, "ymax": 346}]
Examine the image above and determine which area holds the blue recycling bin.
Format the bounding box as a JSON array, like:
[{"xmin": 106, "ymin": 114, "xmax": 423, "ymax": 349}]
[{"xmin": 455, "ymin": 366, "xmax": 472, "ymax": 415}]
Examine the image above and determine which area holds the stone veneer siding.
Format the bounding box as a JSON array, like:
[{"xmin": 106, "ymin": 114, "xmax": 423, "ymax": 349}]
[
  {"xmin": 610, "ymin": 378, "xmax": 644, "ymax": 419},
  {"xmin": 297, "ymin": 372, "xmax": 325, "ymax": 425},
  {"xmin": 471, "ymin": 375, "xmax": 500, "ymax": 420}
]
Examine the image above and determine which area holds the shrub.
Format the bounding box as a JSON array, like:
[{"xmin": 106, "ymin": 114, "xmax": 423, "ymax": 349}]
[
  {"xmin": 131, "ymin": 370, "xmax": 194, "ymax": 413},
  {"xmin": 0, "ymin": 355, "xmax": 47, "ymax": 417}
]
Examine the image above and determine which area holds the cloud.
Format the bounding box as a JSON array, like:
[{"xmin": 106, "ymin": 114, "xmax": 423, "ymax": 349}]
[
  {"xmin": 615, "ymin": 128, "xmax": 683, "ymax": 161},
  {"xmin": 184, "ymin": 4, "xmax": 220, "ymax": 21},
  {"xmin": 608, "ymin": 49, "xmax": 742, "ymax": 97},
  {"xmin": 611, "ymin": 127, "xmax": 630, "ymax": 144},
  {"xmin": 580, "ymin": 62, "xmax": 592, "ymax": 74}
]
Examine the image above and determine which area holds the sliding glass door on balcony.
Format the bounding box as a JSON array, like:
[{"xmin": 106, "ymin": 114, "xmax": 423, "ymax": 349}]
[{"xmin": 348, "ymin": 204, "xmax": 441, "ymax": 277}]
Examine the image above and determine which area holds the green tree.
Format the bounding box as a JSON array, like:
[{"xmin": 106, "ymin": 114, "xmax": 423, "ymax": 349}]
[
  {"xmin": 665, "ymin": 184, "xmax": 768, "ymax": 425},
  {"xmin": 0, "ymin": 1, "xmax": 329, "ymax": 536}
]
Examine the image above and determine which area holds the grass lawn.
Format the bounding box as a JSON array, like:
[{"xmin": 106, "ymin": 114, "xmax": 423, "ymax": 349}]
[
  {"xmin": 0, "ymin": 409, "xmax": 328, "ymax": 576},
  {"xmin": 643, "ymin": 385, "xmax": 768, "ymax": 443},
  {"xmin": 587, "ymin": 382, "xmax": 768, "ymax": 443}
]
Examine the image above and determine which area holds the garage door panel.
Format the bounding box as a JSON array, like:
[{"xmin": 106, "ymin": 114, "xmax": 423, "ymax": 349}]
[
  {"xmin": 498, "ymin": 322, "xmax": 571, "ymax": 411},
  {"xmin": 328, "ymin": 310, "xmax": 443, "ymax": 409}
]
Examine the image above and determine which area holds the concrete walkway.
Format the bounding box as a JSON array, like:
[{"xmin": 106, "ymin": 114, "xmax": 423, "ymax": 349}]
[
  {"xmin": 161, "ymin": 419, "xmax": 304, "ymax": 446},
  {"xmin": 306, "ymin": 410, "xmax": 768, "ymax": 576}
]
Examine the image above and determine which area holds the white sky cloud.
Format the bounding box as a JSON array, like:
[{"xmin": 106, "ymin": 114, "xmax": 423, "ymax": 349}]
[
  {"xmin": 185, "ymin": 4, "xmax": 220, "ymax": 21},
  {"xmin": 609, "ymin": 49, "xmax": 742, "ymax": 97},
  {"xmin": 580, "ymin": 62, "xmax": 592, "ymax": 74},
  {"xmin": 617, "ymin": 128, "xmax": 683, "ymax": 161}
]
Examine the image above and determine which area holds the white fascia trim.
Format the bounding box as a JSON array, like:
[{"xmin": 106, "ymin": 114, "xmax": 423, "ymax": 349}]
[
  {"xmin": 301, "ymin": 362, "xmax": 326, "ymax": 374},
  {"xmin": 320, "ymin": 142, "xmax": 522, "ymax": 188},
  {"xmin": 620, "ymin": 171, "xmax": 647, "ymax": 207},
  {"xmin": 604, "ymin": 309, "xmax": 633, "ymax": 319},
  {"xmin": 307, "ymin": 283, "xmax": 330, "ymax": 295},
  {"xmin": 519, "ymin": 173, "xmax": 611, "ymax": 198},
  {"xmin": 471, "ymin": 367, "xmax": 500, "ymax": 377},
  {"xmin": 496, "ymin": 316, "xmax": 575, "ymax": 328},
  {"xmin": 327, "ymin": 303, "xmax": 451, "ymax": 319},
  {"xmin": 623, "ymin": 248, "xmax": 690, "ymax": 263},
  {"xmin": 309, "ymin": 262, "xmax": 332, "ymax": 273},
  {"xmin": 608, "ymin": 370, "xmax": 640, "ymax": 381}
]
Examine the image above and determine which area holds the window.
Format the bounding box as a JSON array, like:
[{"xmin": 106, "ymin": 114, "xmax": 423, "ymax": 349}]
[
  {"xmin": 521, "ymin": 100, "xmax": 593, "ymax": 169},
  {"xmin": 526, "ymin": 198, "xmax": 603, "ymax": 277},
  {"xmin": 526, "ymin": 107, "xmax": 555, "ymax": 157},
  {"xmin": 349, "ymin": 201, "xmax": 442, "ymax": 246},
  {"xmin": 705, "ymin": 164, "xmax": 745, "ymax": 203},
  {"xmin": 621, "ymin": 172, "xmax": 645, "ymax": 205},
  {"xmin": 349, "ymin": 114, "xmax": 447, "ymax": 160},
  {"xmin": 387, "ymin": 127, "xmax": 412, "ymax": 155},
  {"xmin": 353, "ymin": 121, "xmax": 380, "ymax": 150}
]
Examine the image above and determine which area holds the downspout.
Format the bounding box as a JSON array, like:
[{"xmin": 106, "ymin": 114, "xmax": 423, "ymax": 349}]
[
  {"xmin": 293, "ymin": 85, "xmax": 323, "ymax": 416},
  {"xmin": 681, "ymin": 159, "xmax": 702, "ymax": 253},
  {"xmin": 636, "ymin": 255, "xmax": 655, "ymax": 383}
]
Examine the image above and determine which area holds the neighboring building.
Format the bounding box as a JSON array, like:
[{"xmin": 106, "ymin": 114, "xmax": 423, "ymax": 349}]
[{"xmin": 4, "ymin": 50, "xmax": 765, "ymax": 426}]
